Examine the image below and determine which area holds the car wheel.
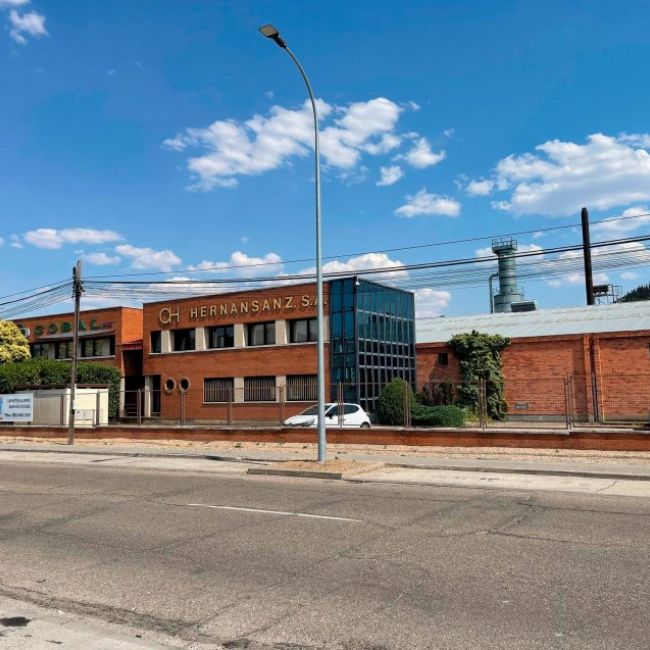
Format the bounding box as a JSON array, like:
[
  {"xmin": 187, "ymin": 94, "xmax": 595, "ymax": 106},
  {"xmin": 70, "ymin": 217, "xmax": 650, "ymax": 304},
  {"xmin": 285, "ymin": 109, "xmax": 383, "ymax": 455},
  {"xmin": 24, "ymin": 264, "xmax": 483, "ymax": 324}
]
[{"xmin": 360, "ymin": 422, "xmax": 371, "ymax": 429}]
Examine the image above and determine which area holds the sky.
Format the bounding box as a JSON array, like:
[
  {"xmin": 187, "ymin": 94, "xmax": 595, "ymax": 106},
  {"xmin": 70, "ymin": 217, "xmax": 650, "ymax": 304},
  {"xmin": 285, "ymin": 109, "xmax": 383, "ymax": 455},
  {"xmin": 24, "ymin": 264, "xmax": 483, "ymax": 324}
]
[{"xmin": 3, "ymin": 0, "xmax": 650, "ymax": 319}]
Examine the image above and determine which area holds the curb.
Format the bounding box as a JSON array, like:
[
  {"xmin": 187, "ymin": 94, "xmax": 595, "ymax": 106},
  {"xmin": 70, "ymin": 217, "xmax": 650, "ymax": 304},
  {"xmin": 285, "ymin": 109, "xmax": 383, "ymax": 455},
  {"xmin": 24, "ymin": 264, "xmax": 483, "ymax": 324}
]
[
  {"xmin": 247, "ymin": 468, "xmax": 344, "ymax": 480},
  {"xmin": 1, "ymin": 445, "xmax": 649, "ymax": 482}
]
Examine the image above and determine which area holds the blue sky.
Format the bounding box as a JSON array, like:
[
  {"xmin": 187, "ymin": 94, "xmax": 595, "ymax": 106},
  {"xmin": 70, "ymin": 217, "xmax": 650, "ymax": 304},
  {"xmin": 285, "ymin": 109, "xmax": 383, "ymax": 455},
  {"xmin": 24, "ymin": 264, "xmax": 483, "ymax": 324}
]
[{"xmin": 3, "ymin": 0, "xmax": 650, "ymax": 318}]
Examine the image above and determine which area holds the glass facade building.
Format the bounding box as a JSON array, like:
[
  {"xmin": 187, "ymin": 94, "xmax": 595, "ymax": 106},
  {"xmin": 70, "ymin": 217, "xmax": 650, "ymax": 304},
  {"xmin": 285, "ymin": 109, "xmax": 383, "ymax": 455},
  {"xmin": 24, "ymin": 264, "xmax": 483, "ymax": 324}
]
[{"xmin": 329, "ymin": 278, "xmax": 416, "ymax": 413}]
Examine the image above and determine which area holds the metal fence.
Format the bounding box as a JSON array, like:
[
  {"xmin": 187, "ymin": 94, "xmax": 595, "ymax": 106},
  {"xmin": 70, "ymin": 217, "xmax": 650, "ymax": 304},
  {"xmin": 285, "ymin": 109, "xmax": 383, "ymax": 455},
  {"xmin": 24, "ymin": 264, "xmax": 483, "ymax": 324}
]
[{"xmin": 2, "ymin": 374, "xmax": 649, "ymax": 429}]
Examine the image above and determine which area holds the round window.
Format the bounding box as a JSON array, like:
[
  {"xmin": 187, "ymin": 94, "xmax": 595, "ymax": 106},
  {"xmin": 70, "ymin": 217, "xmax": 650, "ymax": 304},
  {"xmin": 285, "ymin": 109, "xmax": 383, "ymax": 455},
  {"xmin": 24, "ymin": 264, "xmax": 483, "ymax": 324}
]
[
  {"xmin": 164, "ymin": 378, "xmax": 176, "ymax": 392},
  {"xmin": 179, "ymin": 377, "xmax": 191, "ymax": 392}
]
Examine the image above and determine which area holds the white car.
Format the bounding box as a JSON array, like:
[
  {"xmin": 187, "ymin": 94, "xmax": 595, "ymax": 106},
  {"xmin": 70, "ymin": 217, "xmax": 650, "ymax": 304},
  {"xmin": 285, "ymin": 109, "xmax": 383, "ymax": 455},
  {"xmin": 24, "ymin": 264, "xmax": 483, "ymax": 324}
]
[{"xmin": 284, "ymin": 403, "xmax": 371, "ymax": 428}]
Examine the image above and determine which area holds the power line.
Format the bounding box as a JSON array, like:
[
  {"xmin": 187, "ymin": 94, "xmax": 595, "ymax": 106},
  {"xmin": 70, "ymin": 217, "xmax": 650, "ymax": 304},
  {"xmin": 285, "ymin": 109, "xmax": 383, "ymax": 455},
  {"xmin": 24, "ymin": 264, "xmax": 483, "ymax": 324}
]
[{"xmin": 82, "ymin": 211, "xmax": 650, "ymax": 281}]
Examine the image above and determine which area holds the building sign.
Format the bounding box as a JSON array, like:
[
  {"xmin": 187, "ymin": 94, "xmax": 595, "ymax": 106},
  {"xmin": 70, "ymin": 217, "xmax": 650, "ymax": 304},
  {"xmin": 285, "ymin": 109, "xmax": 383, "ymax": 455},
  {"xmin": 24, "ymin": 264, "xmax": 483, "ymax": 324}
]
[
  {"xmin": 19, "ymin": 319, "xmax": 114, "ymax": 339},
  {"xmin": 159, "ymin": 294, "xmax": 324, "ymax": 325},
  {"xmin": 0, "ymin": 393, "xmax": 33, "ymax": 423}
]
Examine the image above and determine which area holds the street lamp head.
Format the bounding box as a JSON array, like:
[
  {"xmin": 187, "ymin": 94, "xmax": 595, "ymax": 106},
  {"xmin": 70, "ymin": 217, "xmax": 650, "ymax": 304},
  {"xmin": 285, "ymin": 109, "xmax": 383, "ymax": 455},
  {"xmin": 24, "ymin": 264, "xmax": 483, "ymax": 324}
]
[{"xmin": 258, "ymin": 24, "xmax": 286, "ymax": 48}]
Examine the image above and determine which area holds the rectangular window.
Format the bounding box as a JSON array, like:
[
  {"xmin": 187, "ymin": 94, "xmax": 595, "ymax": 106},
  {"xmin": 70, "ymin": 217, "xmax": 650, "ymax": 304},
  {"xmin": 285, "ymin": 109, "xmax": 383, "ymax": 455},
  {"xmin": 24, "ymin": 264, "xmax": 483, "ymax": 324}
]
[
  {"xmin": 207, "ymin": 325, "xmax": 234, "ymax": 349},
  {"xmin": 204, "ymin": 377, "xmax": 234, "ymax": 403},
  {"xmin": 81, "ymin": 339, "xmax": 94, "ymax": 358},
  {"xmin": 247, "ymin": 321, "xmax": 275, "ymax": 346},
  {"xmin": 244, "ymin": 376, "xmax": 276, "ymax": 401},
  {"xmin": 437, "ymin": 352, "xmax": 449, "ymax": 366},
  {"xmin": 55, "ymin": 341, "xmax": 73, "ymax": 359},
  {"xmin": 150, "ymin": 331, "xmax": 161, "ymax": 354},
  {"xmin": 287, "ymin": 375, "xmax": 317, "ymax": 401},
  {"xmin": 172, "ymin": 328, "xmax": 195, "ymax": 352},
  {"xmin": 30, "ymin": 343, "xmax": 49, "ymax": 358},
  {"xmin": 93, "ymin": 338, "xmax": 105, "ymax": 357},
  {"xmin": 290, "ymin": 318, "xmax": 317, "ymax": 343}
]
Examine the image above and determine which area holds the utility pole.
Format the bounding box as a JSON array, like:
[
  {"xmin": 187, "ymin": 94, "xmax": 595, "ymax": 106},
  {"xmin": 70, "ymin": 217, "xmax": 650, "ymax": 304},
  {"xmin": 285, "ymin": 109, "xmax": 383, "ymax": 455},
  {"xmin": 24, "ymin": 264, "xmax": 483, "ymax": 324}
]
[
  {"xmin": 67, "ymin": 260, "xmax": 83, "ymax": 445},
  {"xmin": 581, "ymin": 207, "xmax": 595, "ymax": 306}
]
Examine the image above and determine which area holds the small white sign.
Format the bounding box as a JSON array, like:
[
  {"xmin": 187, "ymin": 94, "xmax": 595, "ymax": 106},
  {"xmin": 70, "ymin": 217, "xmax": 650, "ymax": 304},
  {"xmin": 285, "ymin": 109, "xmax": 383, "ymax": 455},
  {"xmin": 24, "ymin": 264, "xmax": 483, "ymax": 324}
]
[{"xmin": 0, "ymin": 393, "xmax": 34, "ymax": 423}]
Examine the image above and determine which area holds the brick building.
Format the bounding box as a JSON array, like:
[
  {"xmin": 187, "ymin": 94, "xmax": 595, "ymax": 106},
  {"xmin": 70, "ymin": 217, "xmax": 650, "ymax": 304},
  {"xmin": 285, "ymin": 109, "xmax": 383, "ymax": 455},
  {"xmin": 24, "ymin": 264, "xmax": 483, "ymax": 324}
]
[
  {"xmin": 416, "ymin": 302, "xmax": 650, "ymax": 422},
  {"xmin": 142, "ymin": 278, "xmax": 416, "ymax": 421},
  {"xmin": 14, "ymin": 307, "xmax": 144, "ymax": 414}
]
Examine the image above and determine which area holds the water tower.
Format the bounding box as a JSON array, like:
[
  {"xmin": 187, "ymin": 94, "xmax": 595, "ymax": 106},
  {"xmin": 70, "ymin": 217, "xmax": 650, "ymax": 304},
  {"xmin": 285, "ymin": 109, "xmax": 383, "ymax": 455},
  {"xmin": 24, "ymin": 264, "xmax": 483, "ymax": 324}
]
[{"xmin": 492, "ymin": 238, "xmax": 525, "ymax": 313}]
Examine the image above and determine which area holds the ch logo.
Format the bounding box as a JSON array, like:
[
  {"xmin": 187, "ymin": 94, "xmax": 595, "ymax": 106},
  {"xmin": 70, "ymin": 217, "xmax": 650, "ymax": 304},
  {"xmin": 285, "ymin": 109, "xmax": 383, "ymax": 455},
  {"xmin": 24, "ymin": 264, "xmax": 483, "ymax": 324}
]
[{"xmin": 159, "ymin": 307, "xmax": 180, "ymax": 325}]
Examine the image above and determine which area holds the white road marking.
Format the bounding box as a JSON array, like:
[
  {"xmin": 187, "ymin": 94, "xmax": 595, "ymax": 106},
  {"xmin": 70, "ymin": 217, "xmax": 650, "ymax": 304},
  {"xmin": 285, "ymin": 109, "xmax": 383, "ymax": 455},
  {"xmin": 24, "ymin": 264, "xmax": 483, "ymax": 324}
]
[{"xmin": 186, "ymin": 503, "xmax": 361, "ymax": 522}]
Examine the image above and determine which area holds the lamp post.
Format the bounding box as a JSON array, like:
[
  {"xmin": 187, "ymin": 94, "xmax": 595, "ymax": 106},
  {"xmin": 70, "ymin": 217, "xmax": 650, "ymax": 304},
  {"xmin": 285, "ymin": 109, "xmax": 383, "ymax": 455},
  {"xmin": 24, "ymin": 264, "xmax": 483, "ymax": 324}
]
[{"xmin": 259, "ymin": 24, "xmax": 327, "ymax": 462}]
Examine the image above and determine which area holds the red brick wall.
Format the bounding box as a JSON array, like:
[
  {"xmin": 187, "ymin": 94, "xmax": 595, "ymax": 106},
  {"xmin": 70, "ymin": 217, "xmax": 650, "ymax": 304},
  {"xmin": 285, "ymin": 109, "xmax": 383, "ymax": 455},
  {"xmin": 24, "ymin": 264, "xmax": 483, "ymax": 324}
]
[
  {"xmin": 142, "ymin": 283, "xmax": 331, "ymax": 421},
  {"xmin": 15, "ymin": 307, "xmax": 143, "ymax": 378},
  {"xmin": 417, "ymin": 330, "xmax": 650, "ymax": 421}
]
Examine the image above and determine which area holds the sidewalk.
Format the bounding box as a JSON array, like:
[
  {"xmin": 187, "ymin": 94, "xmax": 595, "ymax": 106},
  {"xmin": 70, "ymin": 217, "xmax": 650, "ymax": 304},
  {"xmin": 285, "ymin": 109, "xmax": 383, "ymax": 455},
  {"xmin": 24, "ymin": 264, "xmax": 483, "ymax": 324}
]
[{"xmin": 2, "ymin": 436, "xmax": 650, "ymax": 482}]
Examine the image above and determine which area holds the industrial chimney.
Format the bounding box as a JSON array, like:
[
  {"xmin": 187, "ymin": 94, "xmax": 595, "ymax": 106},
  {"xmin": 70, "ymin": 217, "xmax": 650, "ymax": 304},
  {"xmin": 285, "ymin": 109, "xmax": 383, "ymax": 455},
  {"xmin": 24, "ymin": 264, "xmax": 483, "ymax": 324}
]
[{"xmin": 492, "ymin": 238, "xmax": 526, "ymax": 313}]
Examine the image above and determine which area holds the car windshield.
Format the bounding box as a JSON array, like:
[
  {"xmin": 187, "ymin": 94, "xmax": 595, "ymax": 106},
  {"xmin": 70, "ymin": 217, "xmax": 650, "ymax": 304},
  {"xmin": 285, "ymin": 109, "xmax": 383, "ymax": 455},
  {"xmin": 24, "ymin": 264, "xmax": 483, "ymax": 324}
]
[{"xmin": 298, "ymin": 404, "xmax": 334, "ymax": 416}]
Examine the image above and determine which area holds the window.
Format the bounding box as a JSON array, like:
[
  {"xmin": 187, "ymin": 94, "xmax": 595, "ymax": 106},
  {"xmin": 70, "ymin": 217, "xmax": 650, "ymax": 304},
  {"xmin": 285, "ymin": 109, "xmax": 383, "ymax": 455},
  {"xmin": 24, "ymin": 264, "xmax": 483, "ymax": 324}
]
[
  {"xmin": 207, "ymin": 325, "xmax": 234, "ymax": 349},
  {"xmin": 55, "ymin": 341, "xmax": 73, "ymax": 359},
  {"xmin": 343, "ymin": 404, "xmax": 359, "ymax": 415},
  {"xmin": 172, "ymin": 328, "xmax": 195, "ymax": 352},
  {"xmin": 204, "ymin": 378, "xmax": 234, "ymax": 403},
  {"xmin": 287, "ymin": 375, "xmax": 317, "ymax": 401},
  {"xmin": 244, "ymin": 376, "xmax": 276, "ymax": 401},
  {"xmin": 290, "ymin": 318, "xmax": 317, "ymax": 343},
  {"xmin": 81, "ymin": 339, "xmax": 95, "ymax": 358},
  {"xmin": 437, "ymin": 352, "xmax": 449, "ymax": 366},
  {"xmin": 247, "ymin": 321, "xmax": 275, "ymax": 346},
  {"xmin": 30, "ymin": 343, "xmax": 49, "ymax": 358},
  {"xmin": 150, "ymin": 331, "xmax": 161, "ymax": 354}
]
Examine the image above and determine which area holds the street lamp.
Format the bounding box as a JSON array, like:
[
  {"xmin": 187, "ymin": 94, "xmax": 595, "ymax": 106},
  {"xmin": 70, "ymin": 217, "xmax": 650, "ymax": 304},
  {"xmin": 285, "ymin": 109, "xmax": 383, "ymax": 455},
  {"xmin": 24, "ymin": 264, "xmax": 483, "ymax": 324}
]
[{"xmin": 259, "ymin": 24, "xmax": 327, "ymax": 463}]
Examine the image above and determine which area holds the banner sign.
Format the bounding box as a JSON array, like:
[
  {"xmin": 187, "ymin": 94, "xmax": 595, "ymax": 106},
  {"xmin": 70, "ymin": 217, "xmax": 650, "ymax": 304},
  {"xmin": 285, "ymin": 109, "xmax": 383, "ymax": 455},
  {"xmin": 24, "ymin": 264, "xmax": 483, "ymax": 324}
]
[{"xmin": 0, "ymin": 393, "xmax": 34, "ymax": 423}]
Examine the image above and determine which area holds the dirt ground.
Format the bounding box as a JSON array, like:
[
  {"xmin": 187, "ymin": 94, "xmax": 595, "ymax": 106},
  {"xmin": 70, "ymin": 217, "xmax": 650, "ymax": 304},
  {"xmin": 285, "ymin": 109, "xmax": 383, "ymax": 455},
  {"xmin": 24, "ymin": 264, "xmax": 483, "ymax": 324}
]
[{"xmin": 2, "ymin": 435, "xmax": 650, "ymax": 465}]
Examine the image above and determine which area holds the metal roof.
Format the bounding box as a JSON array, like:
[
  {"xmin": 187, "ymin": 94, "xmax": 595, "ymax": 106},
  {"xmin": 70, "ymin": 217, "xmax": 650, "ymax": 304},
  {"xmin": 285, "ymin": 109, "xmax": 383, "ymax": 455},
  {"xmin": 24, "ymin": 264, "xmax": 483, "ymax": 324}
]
[{"xmin": 416, "ymin": 301, "xmax": 650, "ymax": 343}]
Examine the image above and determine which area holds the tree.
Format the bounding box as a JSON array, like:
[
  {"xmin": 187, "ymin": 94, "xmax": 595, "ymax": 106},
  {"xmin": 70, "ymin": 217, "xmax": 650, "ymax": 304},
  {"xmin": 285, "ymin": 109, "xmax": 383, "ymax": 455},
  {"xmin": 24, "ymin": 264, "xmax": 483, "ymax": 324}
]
[
  {"xmin": 619, "ymin": 283, "xmax": 650, "ymax": 303},
  {"xmin": 448, "ymin": 331, "xmax": 510, "ymax": 421},
  {"xmin": 0, "ymin": 320, "xmax": 30, "ymax": 365},
  {"xmin": 377, "ymin": 378, "xmax": 414, "ymax": 425}
]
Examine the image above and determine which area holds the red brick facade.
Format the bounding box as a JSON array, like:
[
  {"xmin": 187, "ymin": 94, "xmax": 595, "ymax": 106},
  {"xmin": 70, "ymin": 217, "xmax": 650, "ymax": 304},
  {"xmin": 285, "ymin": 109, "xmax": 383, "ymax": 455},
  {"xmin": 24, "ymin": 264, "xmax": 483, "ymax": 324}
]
[
  {"xmin": 142, "ymin": 282, "xmax": 331, "ymax": 422},
  {"xmin": 417, "ymin": 330, "xmax": 650, "ymax": 422},
  {"xmin": 15, "ymin": 307, "xmax": 143, "ymax": 378}
]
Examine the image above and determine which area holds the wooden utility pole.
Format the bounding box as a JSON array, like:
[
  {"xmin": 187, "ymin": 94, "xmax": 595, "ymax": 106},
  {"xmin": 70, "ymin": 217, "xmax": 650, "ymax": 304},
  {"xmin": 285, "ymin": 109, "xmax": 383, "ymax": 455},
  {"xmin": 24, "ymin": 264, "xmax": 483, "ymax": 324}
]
[{"xmin": 67, "ymin": 261, "xmax": 83, "ymax": 445}]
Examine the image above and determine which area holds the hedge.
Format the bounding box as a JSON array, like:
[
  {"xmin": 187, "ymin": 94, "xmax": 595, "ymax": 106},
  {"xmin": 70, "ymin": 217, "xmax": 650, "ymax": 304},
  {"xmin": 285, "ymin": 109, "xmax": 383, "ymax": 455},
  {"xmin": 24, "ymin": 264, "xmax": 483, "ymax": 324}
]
[
  {"xmin": 411, "ymin": 403, "xmax": 466, "ymax": 427},
  {"xmin": 377, "ymin": 378, "xmax": 414, "ymax": 425},
  {"xmin": 0, "ymin": 359, "xmax": 121, "ymax": 418}
]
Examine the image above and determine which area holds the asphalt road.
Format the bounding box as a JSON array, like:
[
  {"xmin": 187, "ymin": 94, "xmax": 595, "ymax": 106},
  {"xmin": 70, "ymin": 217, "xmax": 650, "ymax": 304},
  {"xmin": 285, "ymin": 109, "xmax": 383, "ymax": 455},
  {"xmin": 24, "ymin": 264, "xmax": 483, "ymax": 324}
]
[{"xmin": 0, "ymin": 460, "xmax": 649, "ymax": 649}]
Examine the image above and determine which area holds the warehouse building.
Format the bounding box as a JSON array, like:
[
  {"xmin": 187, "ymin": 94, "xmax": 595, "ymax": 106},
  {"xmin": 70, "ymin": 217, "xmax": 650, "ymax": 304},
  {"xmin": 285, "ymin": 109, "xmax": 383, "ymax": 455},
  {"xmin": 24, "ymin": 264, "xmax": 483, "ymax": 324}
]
[{"xmin": 416, "ymin": 301, "xmax": 650, "ymax": 422}]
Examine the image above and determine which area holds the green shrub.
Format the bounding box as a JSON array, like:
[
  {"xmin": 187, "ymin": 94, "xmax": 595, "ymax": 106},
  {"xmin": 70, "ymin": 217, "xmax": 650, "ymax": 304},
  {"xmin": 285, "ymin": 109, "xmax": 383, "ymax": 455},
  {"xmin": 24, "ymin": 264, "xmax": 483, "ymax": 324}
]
[
  {"xmin": 377, "ymin": 378, "xmax": 414, "ymax": 425},
  {"xmin": 0, "ymin": 359, "xmax": 121, "ymax": 418},
  {"xmin": 411, "ymin": 404, "xmax": 465, "ymax": 427}
]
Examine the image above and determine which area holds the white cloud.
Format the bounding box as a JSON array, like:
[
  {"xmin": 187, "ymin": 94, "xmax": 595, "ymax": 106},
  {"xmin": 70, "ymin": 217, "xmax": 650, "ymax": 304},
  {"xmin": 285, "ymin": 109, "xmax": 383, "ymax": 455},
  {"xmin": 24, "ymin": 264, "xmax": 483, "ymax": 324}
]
[
  {"xmin": 621, "ymin": 271, "xmax": 639, "ymax": 281},
  {"xmin": 376, "ymin": 165, "xmax": 403, "ymax": 187},
  {"xmin": 395, "ymin": 189, "xmax": 461, "ymax": 218},
  {"xmin": 0, "ymin": 0, "xmax": 30, "ymax": 7},
  {"xmin": 299, "ymin": 252, "xmax": 408, "ymax": 284},
  {"xmin": 592, "ymin": 205, "xmax": 650, "ymax": 235},
  {"xmin": 164, "ymin": 97, "xmax": 404, "ymax": 190},
  {"xmin": 9, "ymin": 234, "xmax": 23, "ymax": 249},
  {"xmin": 115, "ymin": 244, "xmax": 181, "ymax": 272},
  {"xmin": 397, "ymin": 137, "xmax": 446, "ymax": 168},
  {"xmin": 491, "ymin": 133, "xmax": 650, "ymax": 216},
  {"xmin": 443, "ymin": 128, "xmax": 455, "ymax": 139},
  {"xmin": 466, "ymin": 178, "xmax": 494, "ymax": 196},
  {"xmin": 189, "ymin": 251, "xmax": 283, "ymax": 278},
  {"xmin": 23, "ymin": 228, "xmax": 122, "ymax": 249},
  {"xmin": 82, "ymin": 252, "xmax": 121, "ymax": 266},
  {"xmin": 546, "ymin": 241, "xmax": 650, "ymax": 288},
  {"xmin": 414, "ymin": 288, "xmax": 451, "ymax": 317},
  {"xmin": 0, "ymin": 236, "xmax": 4, "ymax": 246},
  {"xmin": 8, "ymin": 9, "xmax": 47, "ymax": 44}
]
